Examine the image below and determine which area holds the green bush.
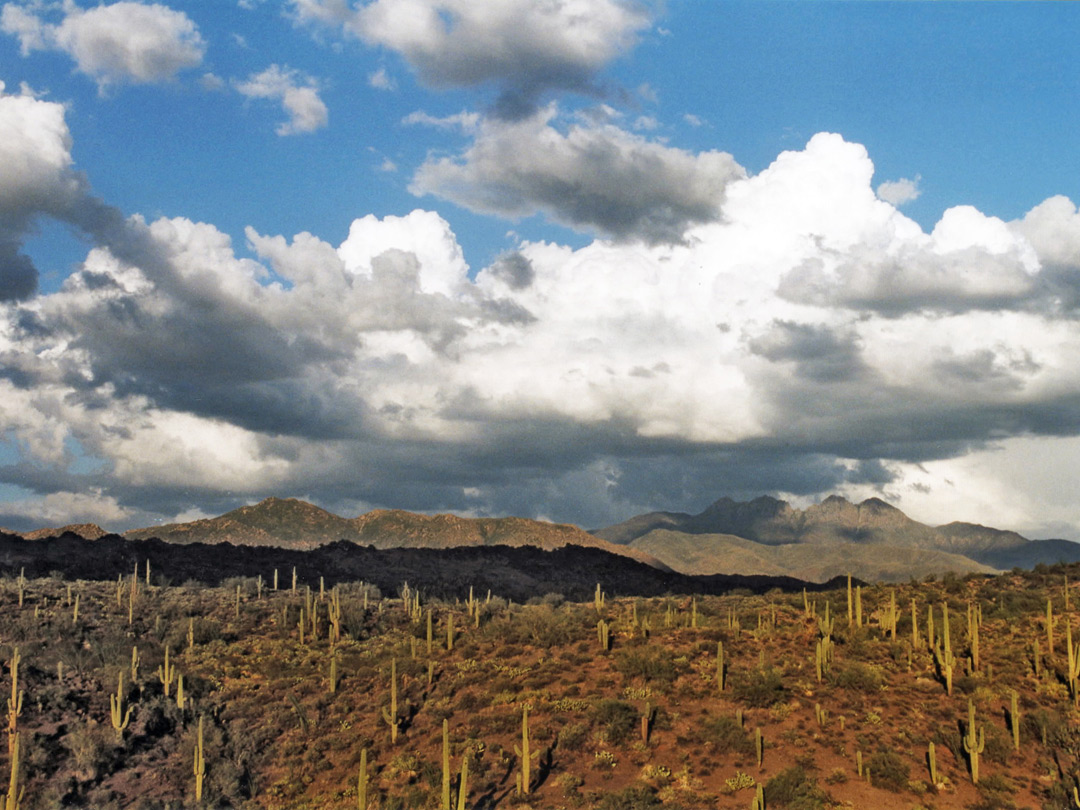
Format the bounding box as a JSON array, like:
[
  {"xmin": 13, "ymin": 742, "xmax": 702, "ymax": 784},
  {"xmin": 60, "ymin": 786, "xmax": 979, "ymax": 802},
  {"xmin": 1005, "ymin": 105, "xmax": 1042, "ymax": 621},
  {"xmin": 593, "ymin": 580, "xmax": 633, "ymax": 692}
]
[
  {"xmin": 592, "ymin": 700, "xmax": 638, "ymax": 745},
  {"xmin": 865, "ymin": 749, "xmax": 909, "ymax": 792},
  {"xmin": 557, "ymin": 721, "xmax": 590, "ymax": 751},
  {"xmin": 764, "ymin": 766, "xmax": 830, "ymax": 809},
  {"xmin": 831, "ymin": 662, "xmax": 883, "ymax": 692},
  {"xmin": 614, "ymin": 646, "xmax": 680, "ymax": 684},
  {"xmin": 701, "ymin": 714, "xmax": 753, "ymax": 755},
  {"xmin": 595, "ymin": 786, "xmax": 666, "ymax": 810},
  {"xmin": 731, "ymin": 667, "xmax": 788, "ymax": 708}
]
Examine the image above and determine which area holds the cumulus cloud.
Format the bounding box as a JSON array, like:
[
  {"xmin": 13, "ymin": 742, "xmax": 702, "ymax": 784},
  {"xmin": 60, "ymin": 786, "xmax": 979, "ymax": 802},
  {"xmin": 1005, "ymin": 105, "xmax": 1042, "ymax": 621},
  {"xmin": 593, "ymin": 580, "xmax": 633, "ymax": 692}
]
[
  {"xmin": 290, "ymin": 0, "xmax": 655, "ymax": 118},
  {"xmin": 876, "ymin": 175, "xmax": 921, "ymax": 206},
  {"xmin": 410, "ymin": 106, "xmax": 745, "ymax": 244},
  {"xmin": 0, "ymin": 80, "xmax": 97, "ymax": 299},
  {"xmin": 9, "ymin": 111, "xmax": 1080, "ymax": 536},
  {"xmin": 1, "ymin": 1, "xmax": 205, "ymax": 89},
  {"xmin": 235, "ymin": 65, "xmax": 328, "ymax": 135},
  {"xmin": 0, "ymin": 488, "xmax": 133, "ymax": 529}
]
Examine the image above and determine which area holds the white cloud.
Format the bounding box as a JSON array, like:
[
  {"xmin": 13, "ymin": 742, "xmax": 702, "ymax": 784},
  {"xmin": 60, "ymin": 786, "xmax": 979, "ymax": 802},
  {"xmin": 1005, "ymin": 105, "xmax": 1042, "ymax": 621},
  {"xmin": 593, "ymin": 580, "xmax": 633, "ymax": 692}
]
[
  {"xmin": 1, "ymin": 1, "xmax": 205, "ymax": 89},
  {"xmin": 9, "ymin": 109, "xmax": 1080, "ymax": 534},
  {"xmin": 200, "ymin": 72, "xmax": 226, "ymax": 91},
  {"xmin": 368, "ymin": 66, "xmax": 396, "ymax": 90},
  {"xmin": 402, "ymin": 109, "xmax": 480, "ymax": 132},
  {"xmin": 1, "ymin": 489, "xmax": 133, "ymax": 528},
  {"xmin": 683, "ymin": 113, "xmax": 703, "ymax": 127},
  {"xmin": 1011, "ymin": 195, "xmax": 1080, "ymax": 270},
  {"xmin": 235, "ymin": 65, "xmax": 328, "ymax": 135},
  {"xmin": 291, "ymin": 0, "xmax": 654, "ymax": 117},
  {"xmin": 876, "ymin": 175, "xmax": 921, "ymax": 206},
  {"xmin": 0, "ymin": 80, "xmax": 89, "ymax": 299},
  {"xmin": 410, "ymin": 105, "xmax": 745, "ymax": 244}
]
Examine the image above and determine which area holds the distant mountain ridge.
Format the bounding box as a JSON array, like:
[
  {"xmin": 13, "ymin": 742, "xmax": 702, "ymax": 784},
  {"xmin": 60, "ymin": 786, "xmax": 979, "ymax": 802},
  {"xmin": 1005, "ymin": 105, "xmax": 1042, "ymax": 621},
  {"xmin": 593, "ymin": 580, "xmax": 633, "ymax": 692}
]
[
  {"xmin": 119, "ymin": 497, "xmax": 666, "ymax": 568},
  {"xmin": 593, "ymin": 494, "xmax": 1080, "ymax": 581},
  {"xmin": 20, "ymin": 493, "xmax": 1080, "ymax": 584}
]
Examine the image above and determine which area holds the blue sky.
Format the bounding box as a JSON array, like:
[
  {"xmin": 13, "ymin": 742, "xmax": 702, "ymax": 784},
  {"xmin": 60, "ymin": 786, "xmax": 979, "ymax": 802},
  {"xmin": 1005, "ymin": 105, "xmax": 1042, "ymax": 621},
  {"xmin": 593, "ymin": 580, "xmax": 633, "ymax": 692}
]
[{"xmin": 3, "ymin": 1, "xmax": 1080, "ymax": 540}]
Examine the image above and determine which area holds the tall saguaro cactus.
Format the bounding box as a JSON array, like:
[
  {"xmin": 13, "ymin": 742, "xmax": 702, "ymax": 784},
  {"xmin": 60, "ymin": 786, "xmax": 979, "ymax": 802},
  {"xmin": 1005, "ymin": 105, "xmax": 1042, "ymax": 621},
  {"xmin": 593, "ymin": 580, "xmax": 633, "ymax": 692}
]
[
  {"xmin": 4, "ymin": 731, "xmax": 20, "ymax": 810},
  {"xmin": 193, "ymin": 715, "xmax": 206, "ymax": 802},
  {"xmin": 110, "ymin": 672, "xmax": 133, "ymax": 738},
  {"xmin": 963, "ymin": 700, "xmax": 985, "ymax": 784},
  {"xmin": 381, "ymin": 659, "xmax": 400, "ymax": 744},
  {"xmin": 6, "ymin": 649, "xmax": 21, "ymax": 757},
  {"xmin": 514, "ymin": 706, "xmax": 536, "ymax": 795}
]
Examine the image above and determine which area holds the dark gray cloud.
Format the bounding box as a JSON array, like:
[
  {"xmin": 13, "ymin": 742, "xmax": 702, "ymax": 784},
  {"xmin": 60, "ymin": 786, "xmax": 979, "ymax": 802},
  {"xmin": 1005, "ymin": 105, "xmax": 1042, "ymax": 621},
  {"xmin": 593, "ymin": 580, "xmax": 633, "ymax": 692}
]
[
  {"xmin": 0, "ymin": 242, "xmax": 37, "ymax": 301},
  {"xmin": 411, "ymin": 110, "xmax": 745, "ymax": 244},
  {"xmin": 747, "ymin": 320, "xmax": 868, "ymax": 384},
  {"xmin": 777, "ymin": 248, "xmax": 1037, "ymax": 317},
  {"xmin": 488, "ymin": 252, "xmax": 535, "ymax": 290}
]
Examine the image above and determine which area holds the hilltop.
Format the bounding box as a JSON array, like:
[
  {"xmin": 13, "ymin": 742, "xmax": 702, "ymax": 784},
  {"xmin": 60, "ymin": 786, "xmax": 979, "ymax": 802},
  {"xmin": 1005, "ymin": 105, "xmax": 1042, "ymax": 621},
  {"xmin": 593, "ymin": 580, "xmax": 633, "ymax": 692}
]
[
  {"xmin": 593, "ymin": 494, "xmax": 1080, "ymax": 581},
  {"xmin": 118, "ymin": 498, "xmax": 665, "ymax": 569}
]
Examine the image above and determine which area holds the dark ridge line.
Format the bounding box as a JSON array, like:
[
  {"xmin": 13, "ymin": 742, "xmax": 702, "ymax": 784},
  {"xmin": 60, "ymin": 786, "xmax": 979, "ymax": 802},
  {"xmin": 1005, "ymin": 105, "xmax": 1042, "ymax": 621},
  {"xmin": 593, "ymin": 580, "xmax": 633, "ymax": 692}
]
[{"xmin": 0, "ymin": 531, "xmax": 853, "ymax": 602}]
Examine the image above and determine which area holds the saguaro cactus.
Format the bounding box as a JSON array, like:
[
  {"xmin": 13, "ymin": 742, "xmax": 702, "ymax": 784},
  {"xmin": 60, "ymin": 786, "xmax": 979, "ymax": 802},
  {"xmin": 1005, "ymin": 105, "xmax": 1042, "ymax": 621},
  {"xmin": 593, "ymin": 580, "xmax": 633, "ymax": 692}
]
[
  {"xmin": 514, "ymin": 706, "xmax": 536, "ymax": 795},
  {"xmin": 442, "ymin": 719, "xmax": 451, "ymax": 810},
  {"xmin": 6, "ymin": 649, "xmax": 21, "ymax": 757},
  {"xmin": 158, "ymin": 647, "xmax": 176, "ymax": 697},
  {"xmin": 1009, "ymin": 690, "xmax": 1020, "ymax": 751},
  {"xmin": 911, "ymin": 598, "xmax": 919, "ymax": 648},
  {"xmin": 1047, "ymin": 598, "xmax": 1055, "ymax": 655},
  {"xmin": 963, "ymin": 699, "xmax": 985, "ymax": 784},
  {"xmin": 1067, "ymin": 621, "xmax": 1080, "ymax": 703},
  {"xmin": 456, "ymin": 752, "xmax": 469, "ymax": 810},
  {"xmin": 640, "ymin": 702, "xmax": 653, "ymax": 744},
  {"xmin": 381, "ymin": 659, "xmax": 400, "ymax": 743},
  {"xmin": 716, "ymin": 641, "xmax": 725, "ymax": 691},
  {"xmin": 934, "ymin": 642, "xmax": 955, "ymax": 696},
  {"xmin": 110, "ymin": 672, "xmax": 133, "ymax": 737},
  {"xmin": 4, "ymin": 731, "xmax": 21, "ymax": 810},
  {"xmin": 357, "ymin": 748, "xmax": 369, "ymax": 810},
  {"xmin": 968, "ymin": 602, "xmax": 980, "ymax": 671},
  {"xmin": 193, "ymin": 715, "xmax": 206, "ymax": 801}
]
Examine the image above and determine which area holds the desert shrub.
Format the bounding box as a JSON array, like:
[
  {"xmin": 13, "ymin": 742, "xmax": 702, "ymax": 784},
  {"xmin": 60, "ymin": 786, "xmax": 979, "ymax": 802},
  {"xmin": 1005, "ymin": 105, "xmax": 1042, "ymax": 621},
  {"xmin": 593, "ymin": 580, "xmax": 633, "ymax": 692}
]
[
  {"xmin": 592, "ymin": 699, "xmax": 638, "ymax": 745},
  {"xmin": 731, "ymin": 667, "xmax": 788, "ymax": 708},
  {"xmin": 595, "ymin": 786, "xmax": 665, "ymax": 810},
  {"xmin": 498, "ymin": 605, "xmax": 581, "ymax": 647},
  {"xmin": 763, "ymin": 766, "xmax": 830, "ymax": 809},
  {"xmin": 64, "ymin": 723, "xmax": 118, "ymax": 782},
  {"xmin": 164, "ymin": 616, "xmax": 221, "ymax": 650},
  {"xmin": 865, "ymin": 749, "xmax": 909, "ymax": 792},
  {"xmin": 615, "ymin": 646, "xmax": 680, "ymax": 684},
  {"xmin": 557, "ymin": 721, "xmax": 590, "ymax": 751},
  {"xmin": 977, "ymin": 772, "xmax": 1016, "ymax": 795},
  {"xmin": 701, "ymin": 714, "xmax": 753, "ymax": 755},
  {"xmin": 1025, "ymin": 708, "xmax": 1071, "ymax": 749},
  {"xmin": 983, "ymin": 724, "xmax": 1014, "ymax": 765},
  {"xmin": 556, "ymin": 772, "xmax": 585, "ymax": 799}
]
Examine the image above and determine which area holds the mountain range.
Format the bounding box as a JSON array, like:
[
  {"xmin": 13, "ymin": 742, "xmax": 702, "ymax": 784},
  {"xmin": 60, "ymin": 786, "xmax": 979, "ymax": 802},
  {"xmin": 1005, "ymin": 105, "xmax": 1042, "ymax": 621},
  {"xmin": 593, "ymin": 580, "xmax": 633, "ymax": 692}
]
[
  {"xmin": 593, "ymin": 494, "xmax": 1080, "ymax": 581},
  {"xmin": 15, "ymin": 494, "xmax": 1080, "ymax": 583}
]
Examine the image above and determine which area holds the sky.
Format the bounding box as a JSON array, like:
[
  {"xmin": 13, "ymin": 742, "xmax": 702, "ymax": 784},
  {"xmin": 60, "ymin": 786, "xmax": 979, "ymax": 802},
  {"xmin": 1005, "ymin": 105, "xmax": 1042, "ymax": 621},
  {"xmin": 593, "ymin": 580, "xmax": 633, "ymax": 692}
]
[{"xmin": 3, "ymin": 1, "xmax": 1080, "ymax": 539}]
